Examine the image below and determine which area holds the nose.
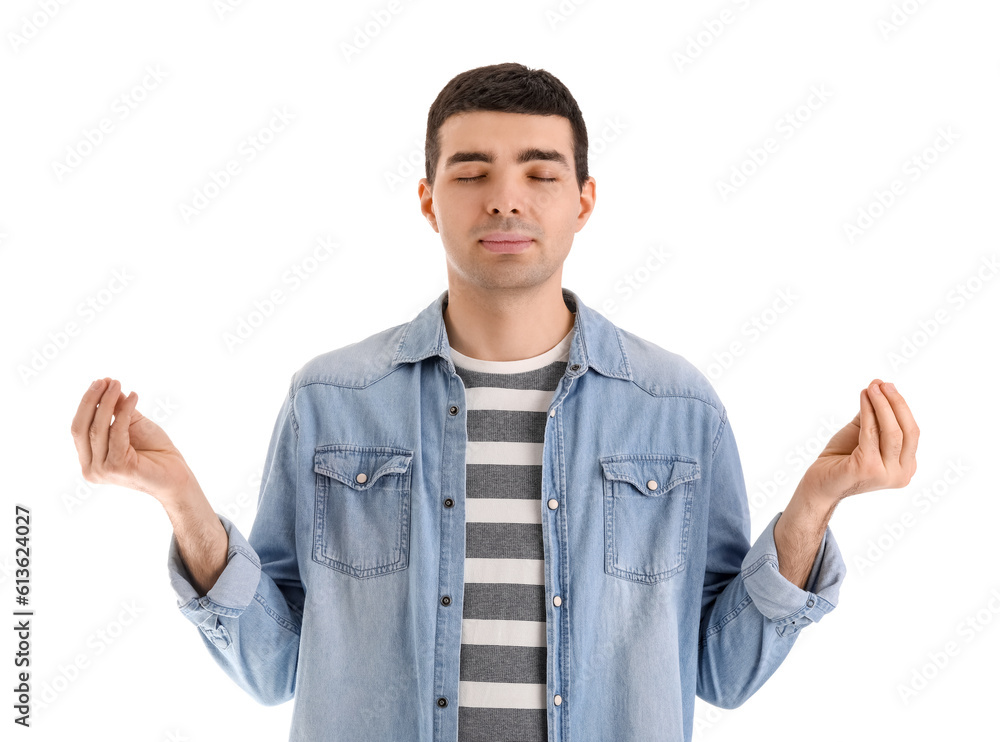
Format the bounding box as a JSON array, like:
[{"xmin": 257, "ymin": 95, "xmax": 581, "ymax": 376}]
[{"xmin": 486, "ymin": 172, "xmax": 523, "ymax": 215}]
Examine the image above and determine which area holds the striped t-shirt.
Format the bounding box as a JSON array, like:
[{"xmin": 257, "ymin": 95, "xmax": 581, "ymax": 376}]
[{"xmin": 450, "ymin": 320, "xmax": 574, "ymax": 742}]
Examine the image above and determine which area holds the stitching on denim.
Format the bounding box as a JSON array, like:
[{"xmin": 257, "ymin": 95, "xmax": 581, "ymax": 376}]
[
  {"xmin": 252, "ymin": 592, "xmax": 301, "ymax": 636},
  {"xmin": 699, "ymin": 590, "xmax": 754, "ymax": 648},
  {"xmin": 711, "ymin": 406, "xmax": 729, "ymax": 457},
  {"xmin": 625, "ymin": 379, "xmax": 726, "ymax": 415},
  {"xmin": 177, "ymin": 597, "xmax": 202, "ymax": 615},
  {"xmin": 228, "ymin": 544, "xmax": 261, "ymax": 569},
  {"xmin": 612, "ymin": 325, "xmax": 632, "ymax": 377},
  {"xmin": 198, "ymin": 599, "xmax": 244, "ymax": 617},
  {"xmin": 602, "ymin": 454, "xmax": 694, "ymax": 585},
  {"xmin": 287, "ymin": 375, "xmax": 299, "ymax": 436},
  {"xmin": 741, "ymin": 553, "xmax": 777, "ymax": 579},
  {"xmin": 312, "ymin": 445, "xmax": 412, "ymax": 580},
  {"xmin": 742, "ymin": 554, "xmax": 814, "ymax": 622}
]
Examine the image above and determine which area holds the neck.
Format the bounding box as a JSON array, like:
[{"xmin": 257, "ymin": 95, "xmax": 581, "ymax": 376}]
[{"xmin": 442, "ymin": 280, "xmax": 575, "ymax": 362}]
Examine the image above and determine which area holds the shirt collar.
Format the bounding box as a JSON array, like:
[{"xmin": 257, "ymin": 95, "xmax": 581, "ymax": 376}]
[{"xmin": 393, "ymin": 287, "xmax": 633, "ymax": 381}]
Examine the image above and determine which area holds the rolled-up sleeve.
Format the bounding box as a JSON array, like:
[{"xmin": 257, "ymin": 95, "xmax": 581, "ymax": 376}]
[
  {"xmin": 164, "ymin": 377, "xmax": 304, "ymax": 706},
  {"xmin": 168, "ymin": 513, "xmax": 262, "ymax": 631},
  {"xmin": 696, "ymin": 404, "xmax": 847, "ymax": 709},
  {"xmin": 741, "ymin": 510, "xmax": 844, "ymax": 636}
]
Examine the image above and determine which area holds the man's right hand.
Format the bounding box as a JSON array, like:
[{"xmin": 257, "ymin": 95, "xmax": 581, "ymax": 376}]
[
  {"xmin": 70, "ymin": 377, "xmax": 192, "ymax": 507},
  {"xmin": 71, "ymin": 376, "xmax": 230, "ymax": 596}
]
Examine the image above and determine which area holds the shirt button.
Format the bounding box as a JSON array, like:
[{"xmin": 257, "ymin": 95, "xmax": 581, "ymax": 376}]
[
  {"xmin": 553, "ymin": 596, "xmax": 562, "ymax": 607},
  {"xmin": 807, "ymin": 598, "xmax": 815, "ymax": 607},
  {"xmin": 441, "ymin": 596, "xmax": 451, "ymax": 606},
  {"xmin": 570, "ymin": 364, "xmax": 580, "ymax": 371},
  {"xmin": 553, "ymin": 694, "xmax": 562, "ymax": 706},
  {"xmin": 356, "ymin": 473, "xmax": 368, "ymax": 484},
  {"xmin": 437, "ymin": 697, "xmax": 448, "ymax": 707},
  {"xmin": 549, "ymin": 409, "xmax": 555, "ymax": 417},
  {"xmin": 547, "ymin": 498, "xmax": 559, "ymax": 510},
  {"xmin": 444, "ymin": 498, "xmax": 454, "ymax": 508},
  {"xmin": 647, "ymin": 480, "xmax": 658, "ymax": 490},
  {"xmin": 449, "ymin": 405, "xmax": 459, "ymax": 416}
]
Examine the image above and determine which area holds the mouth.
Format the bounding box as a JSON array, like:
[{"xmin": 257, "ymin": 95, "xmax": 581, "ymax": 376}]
[{"xmin": 479, "ymin": 232, "xmax": 535, "ymax": 254}]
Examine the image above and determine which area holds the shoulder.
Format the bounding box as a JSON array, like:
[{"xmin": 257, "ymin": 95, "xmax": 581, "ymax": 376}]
[
  {"xmin": 617, "ymin": 324, "xmax": 725, "ymax": 418},
  {"xmin": 290, "ymin": 321, "xmax": 410, "ymax": 391}
]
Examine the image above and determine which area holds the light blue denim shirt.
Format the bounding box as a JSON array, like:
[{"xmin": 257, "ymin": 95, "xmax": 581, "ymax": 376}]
[{"xmin": 167, "ymin": 287, "xmax": 845, "ymax": 742}]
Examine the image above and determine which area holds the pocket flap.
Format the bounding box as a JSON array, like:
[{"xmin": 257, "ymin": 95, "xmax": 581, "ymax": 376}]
[
  {"xmin": 600, "ymin": 454, "xmax": 700, "ymax": 495},
  {"xmin": 314, "ymin": 446, "xmax": 413, "ymax": 491}
]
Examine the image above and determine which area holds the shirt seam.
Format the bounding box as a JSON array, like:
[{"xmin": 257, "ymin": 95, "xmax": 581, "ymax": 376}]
[
  {"xmin": 699, "ymin": 589, "xmax": 754, "ymax": 648},
  {"xmin": 710, "ymin": 405, "xmax": 728, "ymax": 457}
]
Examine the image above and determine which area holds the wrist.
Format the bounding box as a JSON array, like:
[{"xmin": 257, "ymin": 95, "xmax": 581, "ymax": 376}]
[
  {"xmin": 779, "ymin": 484, "xmax": 838, "ymax": 546},
  {"xmin": 789, "ymin": 477, "xmax": 840, "ymax": 519},
  {"xmin": 159, "ymin": 470, "xmax": 207, "ymax": 516}
]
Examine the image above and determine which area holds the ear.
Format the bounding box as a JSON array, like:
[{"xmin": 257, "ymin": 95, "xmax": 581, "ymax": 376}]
[
  {"xmin": 418, "ymin": 178, "xmax": 439, "ymax": 233},
  {"xmin": 576, "ymin": 176, "xmax": 597, "ymax": 232}
]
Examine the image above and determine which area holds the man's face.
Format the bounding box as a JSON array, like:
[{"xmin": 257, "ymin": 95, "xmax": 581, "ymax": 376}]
[{"xmin": 418, "ymin": 111, "xmax": 596, "ymax": 294}]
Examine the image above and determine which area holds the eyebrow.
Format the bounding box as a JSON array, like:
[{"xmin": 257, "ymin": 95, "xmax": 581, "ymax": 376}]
[{"xmin": 444, "ymin": 147, "xmax": 571, "ymax": 171}]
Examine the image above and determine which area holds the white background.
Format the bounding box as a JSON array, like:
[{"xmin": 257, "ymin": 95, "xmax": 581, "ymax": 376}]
[{"xmin": 2, "ymin": 0, "xmax": 997, "ymax": 739}]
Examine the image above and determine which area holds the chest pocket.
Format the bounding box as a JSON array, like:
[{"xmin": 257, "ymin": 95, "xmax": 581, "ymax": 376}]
[
  {"xmin": 313, "ymin": 444, "xmax": 413, "ymax": 580},
  {"xmin": 600, "ymin": 453, "xmax": 700, "ymax": 585}
]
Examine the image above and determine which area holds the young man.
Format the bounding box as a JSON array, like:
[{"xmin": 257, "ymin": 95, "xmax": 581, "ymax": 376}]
[{"xmin": 71, "ymin": 63, "xmax": 919, "ymax": 742}]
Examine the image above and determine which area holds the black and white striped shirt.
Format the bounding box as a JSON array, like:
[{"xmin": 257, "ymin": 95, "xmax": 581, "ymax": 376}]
[{"xmin": 451, "ymin": 323, "xmax": 574, "ymax": 742}]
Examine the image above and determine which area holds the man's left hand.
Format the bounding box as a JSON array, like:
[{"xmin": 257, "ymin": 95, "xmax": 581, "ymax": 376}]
[{"xmin": 801, "ymin": 378, "xmax": 920, "ymax": 508}]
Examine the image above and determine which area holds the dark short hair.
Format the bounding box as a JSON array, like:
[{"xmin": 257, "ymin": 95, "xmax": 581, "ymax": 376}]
[{"xmin": 424, "ymin": 62, "xmax": 589, "ymax": 193}]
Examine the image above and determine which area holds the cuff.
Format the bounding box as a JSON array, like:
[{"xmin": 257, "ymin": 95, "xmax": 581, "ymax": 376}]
[
  {"xmin": 167, "ymin": 513, "xmax": 261, "ymax": 647},
  {"xmin": 741, "ymin": 511, "xmax": 846, "ymax": 637}
]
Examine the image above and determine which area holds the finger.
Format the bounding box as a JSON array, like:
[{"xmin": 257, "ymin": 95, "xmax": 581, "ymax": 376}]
[
  {"xmin": 71, "ymin": 377, "xmax": 109, "ymax": 471},
  {"xmin": 107, "ymin": 390, "xmax": 138, "ymax": 469},
  {"xmin": 866, "ymin": 379, "xmax": 904, "ymax": 468},
  {"xmin": 859, "ymin": 385, "xmax": 880, "ymax": 465},
  {"xmin": 90, "ymin": 378, "xmax": 121, "ymax": 468},
  {"xmin": 880, "ymin": 382, "xmax": 919, "ymax": 475}
]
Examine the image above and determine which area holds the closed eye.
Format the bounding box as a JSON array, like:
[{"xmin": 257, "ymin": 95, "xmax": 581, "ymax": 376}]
[{"xmin": 456, "ymin": 176, "xmax": 557, "ymax": 182}]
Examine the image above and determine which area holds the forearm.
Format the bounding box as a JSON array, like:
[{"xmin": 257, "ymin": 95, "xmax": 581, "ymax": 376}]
[
  {"xmin": 773, "ymin": 485, "xmax": 838, "ymax": 590},
  {"xmin": 162, "ymin": 478, "xmax": 229, "ymax": 597}
]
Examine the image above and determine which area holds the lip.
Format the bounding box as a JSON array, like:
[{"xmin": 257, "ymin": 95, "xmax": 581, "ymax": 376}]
[{"xmin": 479, "ymin": 232, "xmax": 534, "ymax": 254}]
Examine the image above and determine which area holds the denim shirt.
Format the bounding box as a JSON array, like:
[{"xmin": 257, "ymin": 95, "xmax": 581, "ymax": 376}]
[{"xmin": 167, "ymin": 287, "xmax": 845, "ymax": 742}]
